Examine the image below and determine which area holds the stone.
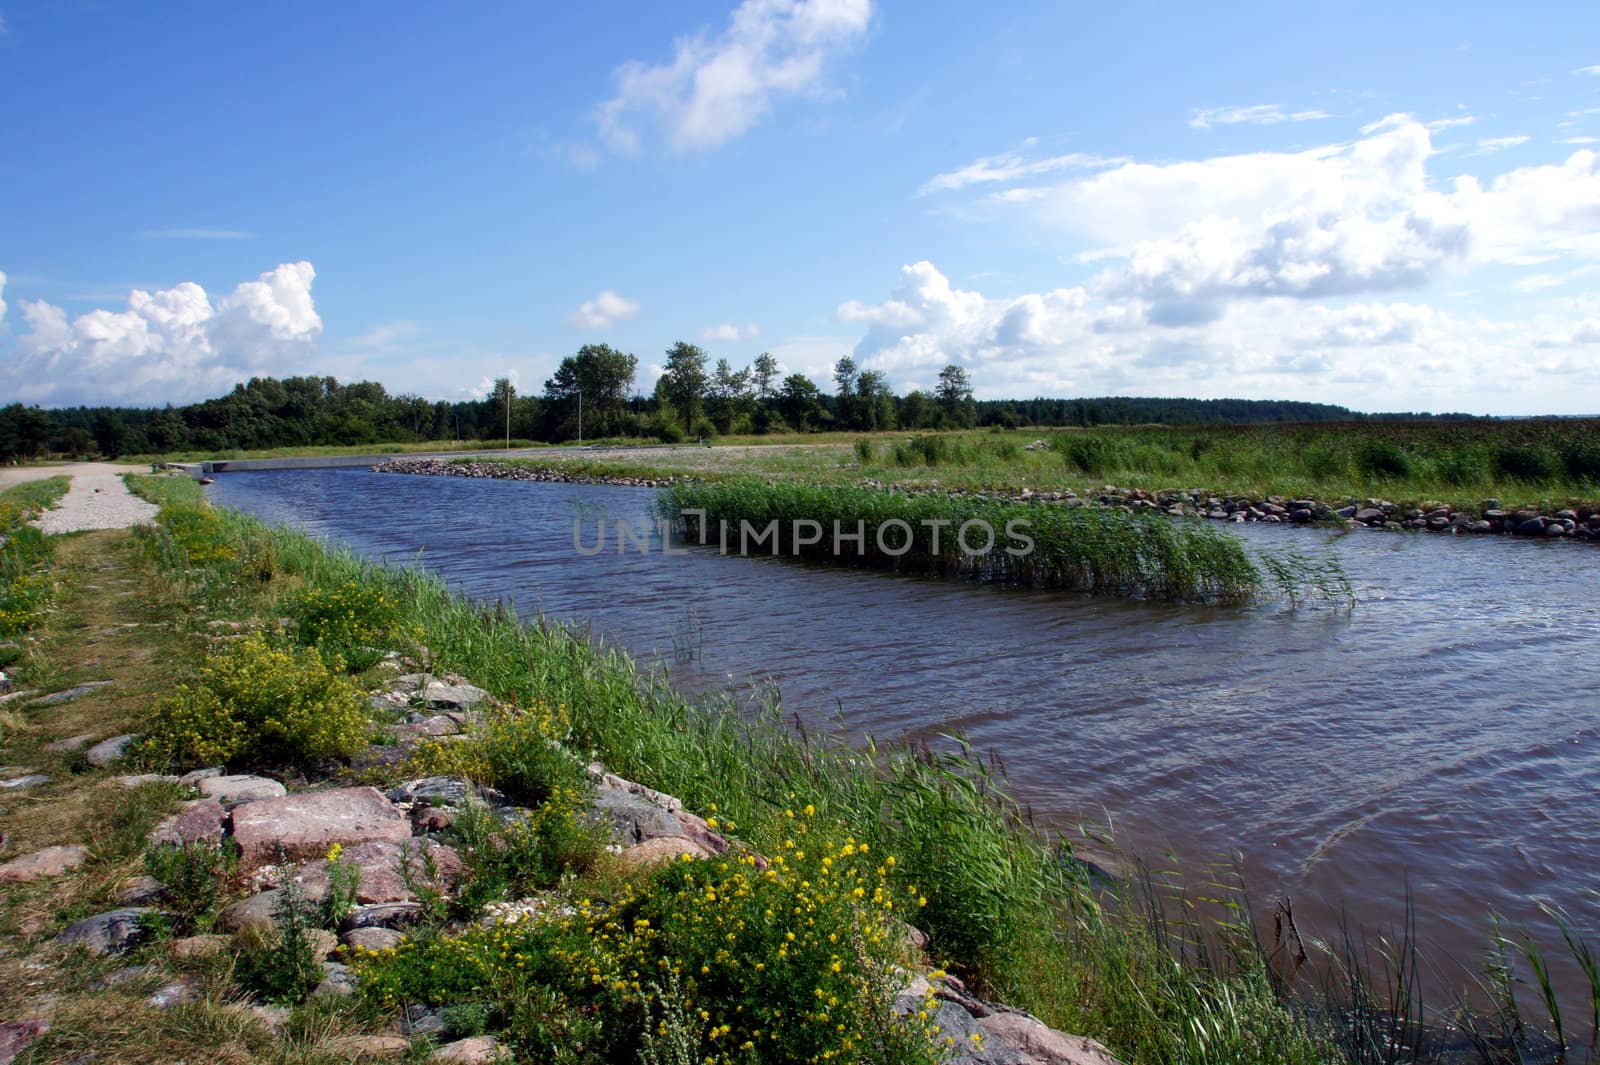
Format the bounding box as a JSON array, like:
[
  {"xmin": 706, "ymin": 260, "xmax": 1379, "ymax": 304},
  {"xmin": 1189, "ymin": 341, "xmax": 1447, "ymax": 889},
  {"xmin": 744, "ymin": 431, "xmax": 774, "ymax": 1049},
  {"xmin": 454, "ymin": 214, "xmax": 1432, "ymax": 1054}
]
[
  {"xmin": 149, "ymin": 798, "xmax": 228, "ymax": 846},
  {"xmin": 251, "ymin": 1004, "xmax": 292, "ymax": 1036},
  {"xmin": 412, "ymin": 806, "xmax": 454, "ymax": 833},
  {"xmin": 198, "ymin": 774, "xmax": 286, "ymax": 806},
  {"xmin": 977, "ymin": 1013, "xmax": 1123, "ymax": 1065},
  {"xmin": 0, "ymin": 774, "xmax": 49, "ymax": 789},
  {"xmin": 170, "ymin": 934, "xmax": 231, "ymax": 959},
  {"xmin": 0, "ymin": 844, "xmax": 89, "ymax": 883},
  {"xmin": 219, "ymin": 890, "xmax": 285, "ymax": 933},
  {"xmin": 54, "ymin": 907, "xmax": 152, "ymax": 955},
  {"xmin": 297, "ymin": 839, "xmax": 463, "ymax": 904},
  {"xmin": 230, "ymin": 786, "xmax": 412, "ymax": 864},
  {"xmin": 586, "ymin": 784, "xmax": 688, "ymax": 845},
  {"xmin": 616, "ymin": 836, "xmax": 712, "ymax": 870},
  {"xmin": 1546, "ymin": 523, "xmax": 1568, "ymax": 537},
  {"xmin": 85, "ymin": 734, "xmax": 136, "ymax": 767},
  {"xmin": 434, "ymin": 1036, "xmax": 506, "ymax": 1063},
  {"xmin": 334, "ymin": 1034, "xmax": 411, "ymax": 1059},
  {"xmin": 420, "ymin": 680, "xmax": 492, "ymax": 711},
  {"xmin": 146, "ymin": 976, "xmax": 202, "ymax": 1009},
  {"xmin": 43, "ymin": 734, "xmax": 94, "ymax": 752},
  {"xmin": 0, "ymin": 690, "xmax": 39, "ymax": 707},
  {"xmin": 386, "ymin": 776, "xmax": 473, "ymax": 806},
  {"xmin": 94, "ymin": 964, "xmax": 152, "ymax": 988},
  {"xmin": 0, "ymin": 1019, "xmax": 50, "ymax": 1065},
  {"xmin": 118, "ymin": 875, "xmax": 165, "ymax": 904},
  {"xmin": 117, "ymin": 773, "xmax": 180, "ymax": 788},
  {"xmin": 404, "ymin": 1005, "xmax": 447, "ymax": 1036},
  {"xmin": 178, "ymin": 766, "xmax": 225, "ymax": 787},
  {"xmin": 341, "ymin": 926, "xmax": 404, "ymax": 953},
  {"xmin": 33, "ymin": 681, "xmax": 113, "ymax": 707},
  {"xmin": 1517, "ymin": 517, "xmax": 1547, "ymax": 535},
  {"xmin": 309, "ymin": 928, "xmax": 340, "ymax": 959},
  {"xmin": 340, "ymin": 902, "xmax": 424, "ymax": 932},
  {"xmin": 313, "ymin": 960, "xmax": 358, "ymax": 998},
  {"xmin": 1354, "ymin": 508, "xmax": 1385, "ymax": 524}
]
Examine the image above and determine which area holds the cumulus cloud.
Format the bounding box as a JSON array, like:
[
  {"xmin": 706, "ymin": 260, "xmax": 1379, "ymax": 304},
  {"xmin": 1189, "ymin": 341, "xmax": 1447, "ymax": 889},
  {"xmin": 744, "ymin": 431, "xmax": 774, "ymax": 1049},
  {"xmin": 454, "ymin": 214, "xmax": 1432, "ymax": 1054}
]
[
  {"xmin": 567, "ymin": 290, "xmax": 641, "ymax": 330},
  {"xmin": 0, "ymin": 262, "xmax": 322, "ymax": 405},
  {"xmin": 698, "ymin": 322, "xmax": 760, "ymax": 342},
  {"xmin": 1188, "ymin": 104, "xmax": 1333, "ymax": 130},
  {"xmin": 596, "ymin": 0, "xmax": 872, "ymax": 153}
]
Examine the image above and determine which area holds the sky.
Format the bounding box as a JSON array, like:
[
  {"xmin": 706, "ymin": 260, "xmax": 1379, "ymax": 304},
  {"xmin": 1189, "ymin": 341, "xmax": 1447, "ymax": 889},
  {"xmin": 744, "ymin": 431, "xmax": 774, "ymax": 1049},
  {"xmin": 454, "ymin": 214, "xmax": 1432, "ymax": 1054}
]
[{"xmin": 2, "ymin": 1, "xmax": 1599, "ymax": 415}]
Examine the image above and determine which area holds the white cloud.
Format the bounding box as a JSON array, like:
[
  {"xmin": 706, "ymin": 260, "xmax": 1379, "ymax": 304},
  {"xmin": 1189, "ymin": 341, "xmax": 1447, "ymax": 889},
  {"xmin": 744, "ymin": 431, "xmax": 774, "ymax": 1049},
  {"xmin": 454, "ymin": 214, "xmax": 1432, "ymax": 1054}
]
[
  {"xmin": 698, "ymin": 322, "xmax": 760, "ymax": 342},
  {"xmin": 470, "ymin": 369, "xmax": 521, "ymax": 399},
  {"xmin": 1468, "ymin": 135, "xmax": 1531, "ymax": 155},
  {"xmin": 920, "ymin": 141, "xmax": 1124, "ymax": 195},
  {"xmin": 1559, "ymin": 136, "xmax": 1599, "ymax": 145},
  {"xmin": 567, "ymin": 289, "xmax": 641, "ymax": 330},
  {"xmin": 1574, "ymin": 65, "xmax": 1600, "ymax": 76},
  {"xmin": 350, "ymin": 320, "xmax": 421, "ymax": 348},
  {"xmin": 596, "ymin": 0, "xmax": 872, "ymax": 153},
  {"xmin": 1188, "ymin": 104, "xmax": 1333, "ymax": 130},
  {"xmin": 0, "ymin": 262, "xmax": 322, "ymax": 405},
  {"xmin": 136, "ymin": 228, "xmax": 255, "ymax": 240},
  {"xmin": 1426, "ymin": 115, "xmax": 1477, "ymax": 132},
  {"xmin": 0, "ymin": 270, "xmax": 7, "ymax": 324}
]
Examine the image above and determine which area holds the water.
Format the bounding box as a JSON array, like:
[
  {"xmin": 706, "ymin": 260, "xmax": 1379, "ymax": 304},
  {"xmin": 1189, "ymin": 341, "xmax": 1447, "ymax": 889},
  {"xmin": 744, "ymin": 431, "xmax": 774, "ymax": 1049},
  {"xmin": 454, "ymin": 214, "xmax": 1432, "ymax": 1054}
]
[{"xmin": 211, "ymin": 468, "xmax": 1600, "ymax": 997}]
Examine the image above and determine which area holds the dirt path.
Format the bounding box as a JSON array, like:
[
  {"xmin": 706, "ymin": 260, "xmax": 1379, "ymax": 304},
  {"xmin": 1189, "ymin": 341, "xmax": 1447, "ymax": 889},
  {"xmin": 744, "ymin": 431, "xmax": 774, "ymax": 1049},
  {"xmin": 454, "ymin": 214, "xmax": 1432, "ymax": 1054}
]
[{"xmin": 1, "ymin": 463, "xmax": 162, "ymax": 533}]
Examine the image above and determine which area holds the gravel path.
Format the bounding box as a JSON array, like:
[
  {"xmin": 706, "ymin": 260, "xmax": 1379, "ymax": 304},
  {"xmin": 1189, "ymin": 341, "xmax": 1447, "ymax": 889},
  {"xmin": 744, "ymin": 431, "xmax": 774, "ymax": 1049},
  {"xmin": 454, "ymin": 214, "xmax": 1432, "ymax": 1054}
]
[{"xmin": 12, "ymin": 463, "xmax": 163, "ymax": 533}]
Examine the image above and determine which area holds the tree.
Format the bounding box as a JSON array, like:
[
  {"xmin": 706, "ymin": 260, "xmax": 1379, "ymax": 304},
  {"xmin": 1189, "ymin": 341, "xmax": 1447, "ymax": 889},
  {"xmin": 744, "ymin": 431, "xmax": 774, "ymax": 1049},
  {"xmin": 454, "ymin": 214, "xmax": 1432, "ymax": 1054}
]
[
  {"xmin": 752, "ymin": 352, "xmax": 780, "ymax": 400},
  {"xmin": 706, "ymin": 358, "xmax": 754, "ymax": 434},
  {"xmin": 777, "ymin": 374, "xmax": 827, "ymax": 432},
  {"xmin": 832, "ymin": 356, "xmax": 859, "ymax": 429},
  {"xmin": 856, "ymin": 369, "xmax": 896, "ymax": 431},
  {"xmin": 659, "ymin": 342, "xmax": 709, "ymax": 433},
  {"xmin": 489, "ymin": 377, "xmax": 516, "ymax": 449},
  {"xmin": 544, "ymin": 343, "xmax": 638, "ymax": 441},
  {"xmin": 900, "ymin": 389, "xmax": 933, "ymax": 430},
  {"xmin": 936, "ymin": 364, "xmax": 976, "ymax": 428}
]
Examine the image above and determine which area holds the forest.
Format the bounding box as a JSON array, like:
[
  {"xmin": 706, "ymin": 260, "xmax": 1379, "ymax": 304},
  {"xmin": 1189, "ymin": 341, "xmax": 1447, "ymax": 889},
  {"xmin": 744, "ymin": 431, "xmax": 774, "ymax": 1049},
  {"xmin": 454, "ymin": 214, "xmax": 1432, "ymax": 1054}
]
[{"xmin": 0, "ymin": 340, "xmax": 1454, "ymax": 463}]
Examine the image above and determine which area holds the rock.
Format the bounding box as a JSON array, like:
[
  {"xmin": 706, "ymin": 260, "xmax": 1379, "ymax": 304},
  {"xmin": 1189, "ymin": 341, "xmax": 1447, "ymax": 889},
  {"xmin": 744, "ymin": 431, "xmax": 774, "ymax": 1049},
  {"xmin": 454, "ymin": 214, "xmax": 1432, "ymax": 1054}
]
[
  {"xmin": 251, "ymin": 1004, "xmax": 292, "ymax": 1036},
  {"xmin": 219, "ymin": 890, "xmax": 285, "ymax": 933},
  {"xmin": 586, "ymin": 784, "xmax": 689, "ymax": 845},
  {"xmin": 385, "ymin": 776, "xmax": 473, "ymax": 806},
  {"xmin": 412, "ymin": 806, "xmax": 454, "ymax": 833},
  {"xmin": 0, "ymin": 1019, "xmax": 49, "ymax": 1065},
  {"xmin": 1546, "ymin": 523, "xmax": 1568, "ymax": 537},
  {"xmin": 297, "ymin": 839, "xmax": 463, "ymax": 904},
  {"xmin": 616, "ymin": 836, "xmax": 712, "ymax": 870},
  {"xmin": 117, "ymin": 773, "xmax": 180, "ymax": 788},
  {"xmin": 54, "ymin": 907, "xmax": 152, "ymax": 955},
  {"xmin": 1354, "ymin": 508, "xmax": 1385, "ymax": 525},
  {"xmin": 85, "ymin": 734, "xmax": 136, "ymax": 767},
  {"xmin": 231, "ymin": 786, "xmax": 412, "ymax": 864},
  {"xmin": 334, "ymin": 1034, "xmax": 411, "ymax": 1059},
  {"xmin": 146, "ymin": 976, "xmax": 202, "ymax": 1009},
  {"xmin": 977, "ymin": 1013, "xmax": 1122, "ymax": 1065},
  {"xmin": 33, "ymin": 681, "xmax": 113, "ymax": 707},
  {"xmin": 43, "ymin": 734, "xmax": 94, "ymax": 752},
  {"xmin": 404, "ymin": 1005, "xmax": 447, "ymax": 1036},
  {"xmin": 0, "ymin": 690, "xmax": 37, "ymax": 706},
  {"xmin": 434, "ymin": 1035, "xmax": 506, "ymax": 1063},
  {"xmin": 0, "ymin": 844, "xmax": 89, "ymax": 883},
  {"xmin": 198, "ymin": 774, "xmax": 286, "ymax": 806},
  {"xmin": 479, "ymin": 898, "xmax": 551, "ymax": 927},
  {"xmin": 313, "ymin": 960, "xmax": 358, "ymax": 998},
  {"xmin": 119, "ymin": 875, "xmax": 165, "ymax": 904},
  {"xmin": 420, "ymin": 680, "xmax": 492, "ymax": 711},
  {"xmin": 170, "ymin": 934, "xmax": 230, "ymax": 959},
  {"xmin": 1517, "ymin": 517, "xmax": 1547, "ymax": 535},
  {"xmin": 309, "ymin": 928, "xmax": 340, "ymax": 960},
  {"xmin": 149, "ymin": 798, "xmax": 228, "ymax": 846},
  {"xmin": 94, "ymin": 964, "xmax": 152, "ymax": 988},
  {"xmin": 340, "ymin": 901, "xmax": 423, "ymax": 931},
  {"xmin": 177, "ymin": 766, "xmax": 225, "ymax": 787},
  {"xmin": 341, "ymin": 926, "xmax": 404, "ymax": 953},
  {"xmin": 1289, "ymin": 508, "xmax": 1314, "ymax": 523},
  {"xmin": 0, "ymin": 774, "xmax": 49, "ymax": 789}
]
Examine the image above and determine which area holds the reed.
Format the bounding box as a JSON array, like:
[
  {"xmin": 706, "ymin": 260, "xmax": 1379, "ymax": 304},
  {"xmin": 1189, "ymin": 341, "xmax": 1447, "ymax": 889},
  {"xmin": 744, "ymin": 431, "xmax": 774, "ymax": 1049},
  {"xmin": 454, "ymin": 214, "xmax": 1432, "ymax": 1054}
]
[{"xmin": 657, "ymin": 479, "xmax": 1350, "ymax": 605}]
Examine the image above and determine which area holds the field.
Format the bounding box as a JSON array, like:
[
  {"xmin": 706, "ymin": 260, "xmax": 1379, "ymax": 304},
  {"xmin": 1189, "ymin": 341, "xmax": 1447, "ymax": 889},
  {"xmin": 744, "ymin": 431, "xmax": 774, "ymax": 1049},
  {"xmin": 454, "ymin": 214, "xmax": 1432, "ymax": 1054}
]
[{"xmin": 514, "ymin": 419, "xmax": 1600, "ymax": 512}]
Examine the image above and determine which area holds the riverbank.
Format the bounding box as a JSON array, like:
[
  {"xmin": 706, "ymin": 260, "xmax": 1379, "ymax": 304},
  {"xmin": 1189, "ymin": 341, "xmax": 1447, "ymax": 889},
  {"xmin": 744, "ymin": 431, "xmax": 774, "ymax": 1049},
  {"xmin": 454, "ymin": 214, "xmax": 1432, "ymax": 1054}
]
[{"xmin": 371, "ymin": 455, "xmax": 1600, "ymax": 544}]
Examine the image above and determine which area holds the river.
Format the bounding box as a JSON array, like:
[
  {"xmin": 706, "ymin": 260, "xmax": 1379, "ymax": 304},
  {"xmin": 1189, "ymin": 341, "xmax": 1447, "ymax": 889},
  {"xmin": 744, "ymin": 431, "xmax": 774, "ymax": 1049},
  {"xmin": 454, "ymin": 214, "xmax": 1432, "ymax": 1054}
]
[{"xmin": 210, "ymin": 467, "xmax": 1600, "ymax": 1006}]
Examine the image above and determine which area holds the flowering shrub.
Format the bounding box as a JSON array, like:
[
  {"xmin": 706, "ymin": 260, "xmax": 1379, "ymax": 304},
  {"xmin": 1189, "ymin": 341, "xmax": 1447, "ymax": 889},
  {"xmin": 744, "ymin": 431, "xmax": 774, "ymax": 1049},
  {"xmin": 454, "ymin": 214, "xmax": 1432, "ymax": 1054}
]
[
  {"xmin": 293, "ymin": 578, "xmax": 411, "ymax": 671},
  {"xmin": 158, "ymin": 504, "xmax": 237, "ymax": 567},
  {"xmin": 138, "ymin": 633, "xmax": 371, "ymax": 768},
  {"xmin": 352, "ymin": 808, "xmax": 939, "ymax": 1064},
  {"xmin": 406, "ymin": 699, "xmax": 584, "ymax": 807}
]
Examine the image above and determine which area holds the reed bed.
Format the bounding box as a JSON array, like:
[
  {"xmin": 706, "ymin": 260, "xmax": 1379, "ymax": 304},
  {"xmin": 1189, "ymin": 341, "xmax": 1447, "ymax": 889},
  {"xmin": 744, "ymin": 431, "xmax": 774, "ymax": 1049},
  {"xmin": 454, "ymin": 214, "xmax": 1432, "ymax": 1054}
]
[
  {"xmin": 122, "ymin": 474, "xmax": 1598, "ymax": 1065},
  {"xmin": 657, "ymin": 479, "xmax": 1351, "ymax": 605}
]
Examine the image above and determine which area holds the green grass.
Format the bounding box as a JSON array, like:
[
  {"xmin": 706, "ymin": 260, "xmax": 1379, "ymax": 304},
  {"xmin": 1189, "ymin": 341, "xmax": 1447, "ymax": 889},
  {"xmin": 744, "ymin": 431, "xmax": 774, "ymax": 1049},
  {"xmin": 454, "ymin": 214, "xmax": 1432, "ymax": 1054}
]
[
  {"xmin": 479, "ymin": 420, "xmax": 1600, "ymax": 514},
  {"xmin": 658, "ymin": 479, "xmax": 1351, "ymax": 605},
  {"xmin": 0, "ymin": 476, "xmax": 71, "ymax": 637}
]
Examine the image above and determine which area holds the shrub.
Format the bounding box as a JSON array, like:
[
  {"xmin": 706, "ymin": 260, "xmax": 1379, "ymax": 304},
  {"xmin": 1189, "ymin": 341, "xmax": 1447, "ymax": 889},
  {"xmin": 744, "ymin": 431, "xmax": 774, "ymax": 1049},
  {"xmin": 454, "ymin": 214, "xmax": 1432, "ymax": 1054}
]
[
  {"xmin": 1355, "ymin": 439, "xmax": 1411, "ymax": 480},
  {"xmin": 294, "ymin": 578, "xmax": 409, "ymax": 670},
  {"xmin": 657, "ymin": 422, "xmax": 685, "ymax": 444},
  {"xmin": 407, "ymin": 700, "xmax": 586, "ymax": 807},
  {"xmin": 1057, "ymin": 436, "xmax": 1117, "ymax": 475},
  {"xmin": 144, "ymin": 839, "xmax": 239, "ymax": 934},
  {"xmin": 138, "ymin": 633, "xmax": 370, "ymax": 769},
  {"xmin": 1495, "ymin": 444, "xmax": 1558, "ymax": 482},
  {"xmin": 447, "ymin": 799, "xmax": 600, "ymax": 915},
  {"xmin": 1560, "ymin": 439, "xmax": 1600, "ymax": 483},
  {"xmin": 853, "ymin": 439, "xmax": 875, "ymax": 464},
  {"xmin": 237, "ymin": 882, "xmax": 323, "ymax": 1005}
]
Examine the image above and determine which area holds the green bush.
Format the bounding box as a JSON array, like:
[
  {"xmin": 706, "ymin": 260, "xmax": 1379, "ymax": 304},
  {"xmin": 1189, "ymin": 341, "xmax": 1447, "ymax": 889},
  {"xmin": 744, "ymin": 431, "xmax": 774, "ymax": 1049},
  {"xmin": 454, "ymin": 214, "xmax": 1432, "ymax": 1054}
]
[
  {"xmin": 144, "ymin": 839, "xmax": 239, "ymax": 934},
  {"xmin": 1495, "ymin": 444, "xmax": 1558, "ymax": 482},
  {"xmin": 853, "ymin": 439, "xmax": 875, "ymax": 464},
  {"xmin": 294, "ymin": 578, "xmax": 409, "ymax": 671},
  {"xmin": 1560, "ymin": 440, "xmax": 1600, "ymax": 483},
  {"xmin": 237, "ymin": 883, "xmax": 323, "ymax": 1005},
  {"xmin": 138, "ymin": 633, "xmax": 371, "ymax": 769},
  {"xmin": 1355, "ymin": 439, "xmax": 1411, "ymax": 480}
]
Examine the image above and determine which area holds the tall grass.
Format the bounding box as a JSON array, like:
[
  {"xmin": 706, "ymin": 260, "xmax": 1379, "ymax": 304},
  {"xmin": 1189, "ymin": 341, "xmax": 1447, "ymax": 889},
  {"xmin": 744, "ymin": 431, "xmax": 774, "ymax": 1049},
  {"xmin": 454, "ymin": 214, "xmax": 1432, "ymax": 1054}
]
[
  {"xmin": 1, "ymin": 476, "xmax": 71, "ymax": 638},
  {"xmin": 122, "ymin": 474, "xmax": 1599, "ymax": 1065},
  {"xmin": 658, "ymin": 479, "xmax": 1351, "ymax": 605}
]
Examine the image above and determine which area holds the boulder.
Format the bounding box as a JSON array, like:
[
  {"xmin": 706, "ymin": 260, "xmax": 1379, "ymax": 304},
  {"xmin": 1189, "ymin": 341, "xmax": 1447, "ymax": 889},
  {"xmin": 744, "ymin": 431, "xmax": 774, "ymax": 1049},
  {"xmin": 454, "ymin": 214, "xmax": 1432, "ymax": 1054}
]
[
  {"xmin": 434, "ymin": 1036, "xmax": 507, "ymax": 1063},
  {"xmin": 230, "ymin": 786, "xmax": 411, "ymax": 864},
  {"xmin": 43, "ymin": 734, "xmax": 94, "ymax": 752},
  {"xmin": 341, "ymin": 926, "xmax": 404, "ymax": 953},
  {"xmin": 0, "ymin": 1019, "xmax": 49, "ymax": 1065},
  {"xmin": 33, "ymin": 681, "xmax": 113, "ymax": 707},
  {"xmin": 170, "ymin": 934, "xmax": 231, "ymax": 959},
  {"xmin": 0, "ymin": 844, "xmax": 89, "ymax": 883},
  {"xmin": 146, "ymin": 976, "xmax": 203, "ymax": 1009},
  {"xmin": 616, "ymin": 836, "xmax": 712, "ymax": 870},
  {"xmin": 340, "ymin": 902, "xmax": 424, "ymax": 931},
  {"xmin": 977, "ymin": 1013, "xmax": 1123, "ymax": 1065},
  {"xmin": 333, "ymin": 1034, "xmax": 411, "ymax": 1059},
  {"xmin": 0, "ymin": 774, "xmax": 49, "ymax": 789},
  {"xmin": 178, "ymin": 766, "xmax": 225, "ymax": 787},
  {"xmin": 116, "ymin": 774, "xmax": 180, "ymax": 788},
  {"xmin": 386, "ymin": 776, "xmax": 474, "ymax": 806},
  {"xmin": 313, "ymin": 960, "xmax": 357, "ymax": 998},
  {"xmin": 149, "ymin": 798, "xmax": 228, "ymax": 846},
  {"xmin": 85, "ymin": 734, "xmax": 136, "ymax": 768},
  {"xmin": 219, "ymin": 890, "xmax": 290, "ymax": 933},
  {"xmin": 296, "ymin": 839, "xmax": 463, "ymax": 904},
  {"xmin": 198, "ymin": 774, "xmax": 286, "ymax": 806},
  {"xmin": 54, "ymin": 907, "xmax": 152, "ymax": 955},
  {"xmin": 420, "ymin": 680, "xmax": 492, "ymax": 711},
  {"xmin": 118, "ymin": 875, "xmax": 165, "ymax": 904}
]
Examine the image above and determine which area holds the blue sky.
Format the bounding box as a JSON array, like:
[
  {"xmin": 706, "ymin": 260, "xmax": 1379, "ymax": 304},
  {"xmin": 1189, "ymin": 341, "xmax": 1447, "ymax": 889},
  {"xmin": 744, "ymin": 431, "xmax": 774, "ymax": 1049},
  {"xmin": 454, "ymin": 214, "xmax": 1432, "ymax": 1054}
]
[{"xmin": 2, "ymin": 1, "xmax": 1599, "ymax": 414}]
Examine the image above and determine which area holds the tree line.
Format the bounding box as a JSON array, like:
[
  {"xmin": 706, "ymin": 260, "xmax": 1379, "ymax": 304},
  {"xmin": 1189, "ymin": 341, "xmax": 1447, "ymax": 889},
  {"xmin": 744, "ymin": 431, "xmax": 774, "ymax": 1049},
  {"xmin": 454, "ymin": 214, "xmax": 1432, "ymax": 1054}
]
[{"xmin": 1, "ymin": 339, "xmax": 1423, "ymax": 463}]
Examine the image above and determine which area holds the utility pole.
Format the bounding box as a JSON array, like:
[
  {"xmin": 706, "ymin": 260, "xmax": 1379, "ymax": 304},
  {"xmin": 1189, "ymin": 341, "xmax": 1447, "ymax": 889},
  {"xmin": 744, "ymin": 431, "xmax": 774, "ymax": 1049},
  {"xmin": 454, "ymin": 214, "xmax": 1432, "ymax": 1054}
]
[
  {"xmin": 504, "ymin": 388, "xmax": 511, "ymax": 452},
  {"xmin": 577, "ymin": 388, "xmax": 583, "ymax": 447}
]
